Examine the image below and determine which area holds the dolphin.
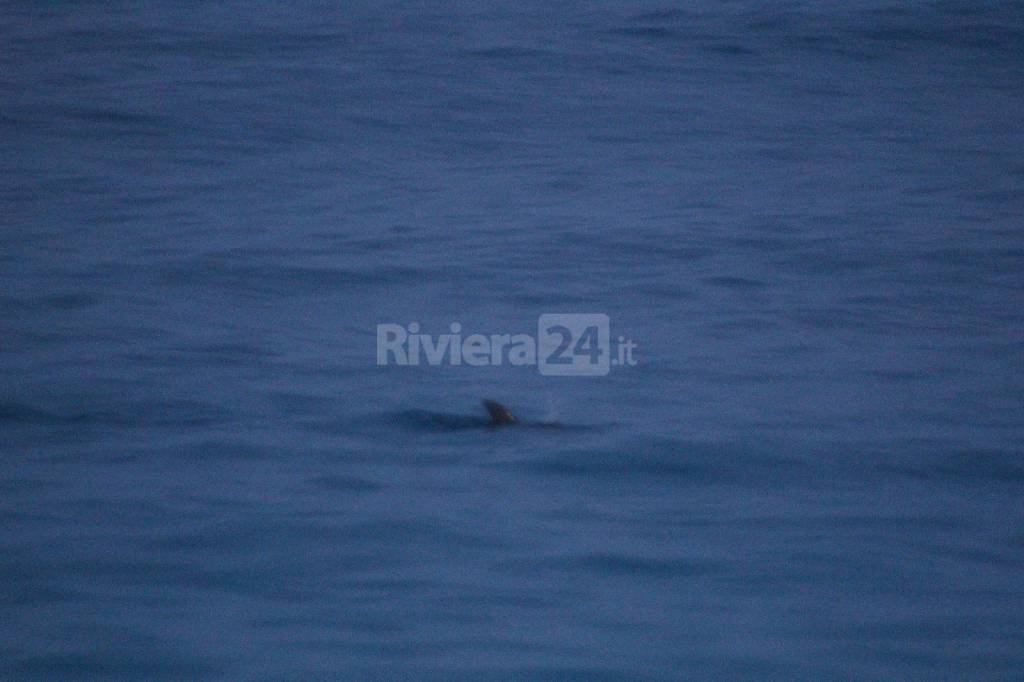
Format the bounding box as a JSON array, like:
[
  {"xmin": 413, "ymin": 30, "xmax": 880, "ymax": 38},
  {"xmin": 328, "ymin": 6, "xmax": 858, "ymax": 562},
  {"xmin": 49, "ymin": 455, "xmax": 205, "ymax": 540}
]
[
  {"xmin": 482, "ymin": 399, "xmax": 517, "ymax": 426},
  {"xmin": 396, "ymin": 400, "xmax": 584, "ymax": 431}
]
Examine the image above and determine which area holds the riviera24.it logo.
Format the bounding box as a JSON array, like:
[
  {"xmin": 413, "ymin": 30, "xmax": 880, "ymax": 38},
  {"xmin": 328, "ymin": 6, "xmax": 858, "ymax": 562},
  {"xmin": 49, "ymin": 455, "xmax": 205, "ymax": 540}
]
[{"xmin": 377, "ymin": 313, "xmax": 637, "ymax": 376}]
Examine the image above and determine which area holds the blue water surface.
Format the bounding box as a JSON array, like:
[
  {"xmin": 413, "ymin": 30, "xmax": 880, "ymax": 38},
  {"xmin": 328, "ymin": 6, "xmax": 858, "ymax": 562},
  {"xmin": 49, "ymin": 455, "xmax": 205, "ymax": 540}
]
[{"xmin": 2, "ymin": 1, "xmax": 1023, "ymax": 679}]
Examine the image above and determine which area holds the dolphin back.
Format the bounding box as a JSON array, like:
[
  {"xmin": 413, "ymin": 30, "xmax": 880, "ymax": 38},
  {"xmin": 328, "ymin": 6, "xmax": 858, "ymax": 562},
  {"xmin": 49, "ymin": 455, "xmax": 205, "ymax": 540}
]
[{"xmin": 482, "ymin": 399, "xmax": 517, "ymax": 425}]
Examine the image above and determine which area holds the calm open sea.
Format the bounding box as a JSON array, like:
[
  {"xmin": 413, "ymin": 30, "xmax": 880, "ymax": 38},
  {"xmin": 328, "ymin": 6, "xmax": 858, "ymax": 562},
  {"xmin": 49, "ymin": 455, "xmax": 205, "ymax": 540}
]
[{"xmin": 2, "ymin": 1, "xmax": 1023, "ymax": 679}]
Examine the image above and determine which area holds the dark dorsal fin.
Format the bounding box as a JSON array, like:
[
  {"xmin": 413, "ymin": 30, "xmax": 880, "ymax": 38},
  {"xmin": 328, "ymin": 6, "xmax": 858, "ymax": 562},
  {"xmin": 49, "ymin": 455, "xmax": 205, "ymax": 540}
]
[{"xmin": 482, "ymin": 399, "xmax": 517, "ymax": 426}]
